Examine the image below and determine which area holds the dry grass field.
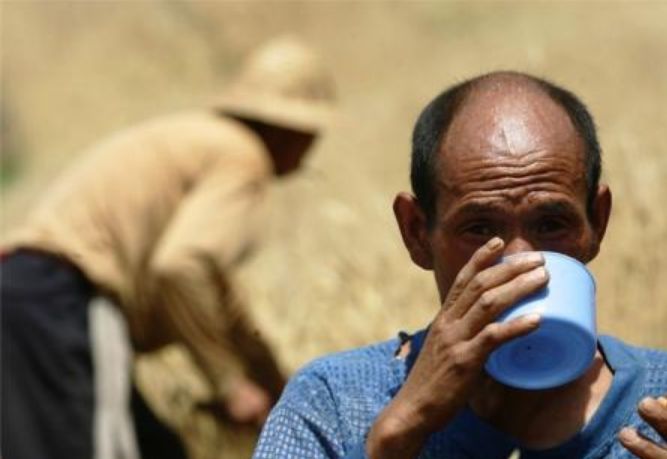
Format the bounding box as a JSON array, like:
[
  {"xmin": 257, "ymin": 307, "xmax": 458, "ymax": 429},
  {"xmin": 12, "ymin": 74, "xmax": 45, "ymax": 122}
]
[{"xmin": 2, "ymin": 2, "xmax": 666, "ymax": 458}]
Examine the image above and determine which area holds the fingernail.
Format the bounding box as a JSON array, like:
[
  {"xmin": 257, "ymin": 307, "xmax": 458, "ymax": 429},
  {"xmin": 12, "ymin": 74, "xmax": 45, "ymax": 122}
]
[
  {"xmin": 640, "ymin": 396, "xmax": 667, "ymax": 412},
  {"xmin": 640, "ymin": 397, "xmax": 654, "ymax": 411},
  {"xmin": 515, "ymin": 252, "xmax": 544, "ymax": 264},
  {"xmin": 529, "ymin": 252, "xmax": 545, "ymax": 263},
  {"xmin": 522, "ymin": 313, "xmax": 541, "ymax": 327},
  {"xmin": 529, "ymin": 267, "xmax": 548, "ymax": 281},
  {"xmin": 488, "ymin": 237, "xmax": 503, "ymax": 249},
  {"xmin": 619, "ymin": 427, "xmax": 637, "ymax": 442}
]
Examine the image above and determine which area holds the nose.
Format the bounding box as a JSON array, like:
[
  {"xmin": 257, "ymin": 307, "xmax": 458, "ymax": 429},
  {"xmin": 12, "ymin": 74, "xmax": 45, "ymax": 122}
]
[{"xmin": 502, "ymin": 236, "xmax": 536, "ymax": 256}]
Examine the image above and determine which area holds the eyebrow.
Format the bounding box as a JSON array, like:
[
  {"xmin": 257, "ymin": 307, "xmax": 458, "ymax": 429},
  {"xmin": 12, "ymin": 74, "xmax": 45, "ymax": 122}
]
[
  {"xmin": 450, "ymin": 199, "xmax": 580, "ymax": 219},
  {"xmin": 533, "ymin": 200, "xmax": 580, "ymax": 216},
  {"xmin": 451, "ymin": 202, "xmax": 507, "ymax": 217}
]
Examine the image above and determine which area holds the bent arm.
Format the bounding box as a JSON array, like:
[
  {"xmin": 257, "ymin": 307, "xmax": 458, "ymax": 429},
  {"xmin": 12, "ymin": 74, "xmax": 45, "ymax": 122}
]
[
  {"xmin": 366, "ymin": 239, "xmax": 547, "ymax": 458},
  {"xmin": 137, "ymin": 158, "xmax": 283, "ymax": 399}
]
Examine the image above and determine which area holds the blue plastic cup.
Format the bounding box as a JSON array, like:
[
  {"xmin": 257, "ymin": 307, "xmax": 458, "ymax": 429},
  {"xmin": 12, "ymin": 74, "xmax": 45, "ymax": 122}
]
[{"xmin": 484, "ymin": 251, "xmax": 597, "ymax": 390}]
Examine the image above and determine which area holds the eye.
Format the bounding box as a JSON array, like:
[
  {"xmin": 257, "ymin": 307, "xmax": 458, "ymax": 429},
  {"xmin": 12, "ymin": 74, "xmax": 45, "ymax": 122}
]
[
  {"xmin": 536, "ymin": 217, "xmax": 568, "ymax": 236},
  {"xmin": 463, "ymin": 222, "xmax": 496, "ymax": 237}
]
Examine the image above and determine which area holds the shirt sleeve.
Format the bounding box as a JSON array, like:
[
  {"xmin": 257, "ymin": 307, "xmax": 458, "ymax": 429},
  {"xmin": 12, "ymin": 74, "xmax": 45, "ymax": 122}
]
[
  {"xmin": 138, "ymin": 153, "xmax": 283, "ymax": 398},
  {"xmin": 253, "ymin": 368, "xmax": 359, "ymax": 458}
]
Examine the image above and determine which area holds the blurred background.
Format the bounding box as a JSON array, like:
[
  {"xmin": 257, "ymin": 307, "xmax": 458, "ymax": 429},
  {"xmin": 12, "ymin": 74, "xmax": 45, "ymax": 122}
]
[{"xmin": 2, "ymin": 2, "xmax": 666, "ymax": 458}]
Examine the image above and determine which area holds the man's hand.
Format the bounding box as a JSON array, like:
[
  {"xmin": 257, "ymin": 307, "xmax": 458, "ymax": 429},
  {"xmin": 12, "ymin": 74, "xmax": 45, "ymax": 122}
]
[
  {"xmin": 198, "ymin": 376, "xmax": 274, "ymax": 428},
  {"xmin": 366, "ymin": 237, "xmax": 548, "ymax": 459},
  {"xmin": 619, "ymin": 396, "xmax": 667, "ymax": 458},
  {"xmin": 225, "ymin": 377, "xmax": 274, "ymax": 426}
]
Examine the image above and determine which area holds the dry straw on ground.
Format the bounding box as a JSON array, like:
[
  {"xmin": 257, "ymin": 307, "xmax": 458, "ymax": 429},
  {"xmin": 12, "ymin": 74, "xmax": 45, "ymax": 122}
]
[{"xmin": 3, "ymin": 3, "xmax": 666, "ymax": 458}]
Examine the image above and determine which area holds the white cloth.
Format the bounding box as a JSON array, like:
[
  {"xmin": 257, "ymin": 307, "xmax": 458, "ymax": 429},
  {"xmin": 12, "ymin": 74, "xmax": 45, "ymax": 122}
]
[{"xmin": 90, "ymin": 296, "xmax": 140, "ymax": 459}]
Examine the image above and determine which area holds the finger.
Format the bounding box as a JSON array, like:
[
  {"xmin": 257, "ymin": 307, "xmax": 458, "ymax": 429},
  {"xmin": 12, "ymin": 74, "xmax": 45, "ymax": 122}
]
[
  {"xmin": 469, "ymin": 313, "xmax": 542, "ymax": 357},
  {"xmin": 446, "ymin": 252, "xmax": 545, "ymax": 320},
  {"xmin": 462, "ymin": 266, "xmax": 549, "ymax": 336},
  {"xmin": 619, "ymin": 427, "xmax": 667, "ymax": 459},
  {"xmin": 444, "ymin": 237, "xmax": 505, "ymax": 312},
  {"xmin": 639, "ymin": 397, "xmax": 667, "ymax": 439}
]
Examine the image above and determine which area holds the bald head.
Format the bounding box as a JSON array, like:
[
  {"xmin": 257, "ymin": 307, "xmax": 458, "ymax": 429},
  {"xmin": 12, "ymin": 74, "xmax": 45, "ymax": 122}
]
[{"xmin": 411, "ymin": 71, "xmax": 601, "ymax": 226}]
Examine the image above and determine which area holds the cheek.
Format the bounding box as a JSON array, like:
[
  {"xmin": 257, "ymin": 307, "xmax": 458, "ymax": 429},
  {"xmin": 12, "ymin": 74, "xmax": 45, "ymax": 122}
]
[
  {"xmin": 430, "ymin": 238, "xmax": 476, "ymax": 300},
  {"xmin": 533, "ymin": 227, "xmax": 596, "ymax": 262},
  {"xmin": 569, "ymin": 228, "xmax": 598, "ymax": 262}
]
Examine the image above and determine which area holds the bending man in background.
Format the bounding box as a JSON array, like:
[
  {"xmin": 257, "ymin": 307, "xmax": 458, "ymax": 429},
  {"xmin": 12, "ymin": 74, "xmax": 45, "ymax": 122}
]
[{"xmin": 1, "ymin": 36, "xmax": 335, "ymax": 459}]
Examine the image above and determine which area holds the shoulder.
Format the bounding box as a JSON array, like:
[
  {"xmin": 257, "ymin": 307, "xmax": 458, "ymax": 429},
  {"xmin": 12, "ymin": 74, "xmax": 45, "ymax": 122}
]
[
  {"xmin": 106, "ymin": 111, "xmax": 266, "ymax": 158},
  {"xmin": 599, "ymin": 336, "xmax": 667, "ymax": 457},
  {"xmin": 624, "ymin": 341, "xmax": 667, "ymax": 388},
  {"xmin": 146, "ymin": 111, "xmax": 266, "ymax": 151},
  {"xmin": 279, "ymin": 337, "xmax": 404, "ymax": 424},
  {"xmin": 289, "ymin": 338, "xmax": 402, "ymax": 396},
  {"xmin": 255, "ymin": 338, "xmax": 403, "ymax": 457},
  {"xmin": 600, "ymin": 335, "xmax": 667, "ymax": 389},
  {"xmin": 601, "ymin": 335, "xmax": 667, "ymax": 365},
  {"xmin": 135, "ymin": 111, "xmax": 272, "ymax": 176}
]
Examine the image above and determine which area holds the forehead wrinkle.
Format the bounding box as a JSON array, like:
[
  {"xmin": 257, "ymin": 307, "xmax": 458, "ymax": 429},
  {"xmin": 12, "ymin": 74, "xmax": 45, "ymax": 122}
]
[
  {"xmin": 452, "ymin": 201, "xmax": 508, "ymax": 217},
  {"xmin": 433, "ymin": 80, "xmax": 590, "ymax": 218},
  {"xmin": 437, "ymin": 150, "xmax": 585, "ymax": 194},
  {"xmin": 435, "ymin": 164, "xmax": 587, "ymax": 213},
  {"xmin": 437, "ymin": 180, "xmax": 578, "ymax": 209}
]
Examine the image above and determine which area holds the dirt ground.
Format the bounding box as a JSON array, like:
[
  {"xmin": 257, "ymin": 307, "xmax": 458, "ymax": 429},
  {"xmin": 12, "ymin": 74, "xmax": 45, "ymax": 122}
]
[{"xmin": 2, "ymin": 2, "xmax": 666, "ymax": 458}]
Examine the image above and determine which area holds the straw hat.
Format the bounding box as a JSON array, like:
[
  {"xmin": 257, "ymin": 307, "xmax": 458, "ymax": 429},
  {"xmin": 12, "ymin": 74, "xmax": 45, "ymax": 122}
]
[{"xmin": 217, "ymin": 36, "xmax": 336, "ymax": 133}]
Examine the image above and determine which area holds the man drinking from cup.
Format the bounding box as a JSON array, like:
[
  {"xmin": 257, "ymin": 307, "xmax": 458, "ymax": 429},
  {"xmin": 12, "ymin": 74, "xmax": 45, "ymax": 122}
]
[{"xmin": 253, "ymin": 71, "xmax": 667, "ymax": 459}]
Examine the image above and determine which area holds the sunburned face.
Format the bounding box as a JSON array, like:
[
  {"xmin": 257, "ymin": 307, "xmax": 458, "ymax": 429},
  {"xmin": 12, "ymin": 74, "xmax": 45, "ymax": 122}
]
[{"xmin": 413, "ymin": 83, "xmax": 611, "ymax": 301}]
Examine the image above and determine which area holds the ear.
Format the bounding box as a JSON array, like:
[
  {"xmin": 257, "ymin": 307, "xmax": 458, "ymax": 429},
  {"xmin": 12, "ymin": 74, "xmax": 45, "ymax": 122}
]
[
  {"xmin": 588, "ymin": 184, "xmax": 612, "ymax": 259},
  {"xmin": 393, "ymin": 192, "xmax": 434, "ymax": 270}
]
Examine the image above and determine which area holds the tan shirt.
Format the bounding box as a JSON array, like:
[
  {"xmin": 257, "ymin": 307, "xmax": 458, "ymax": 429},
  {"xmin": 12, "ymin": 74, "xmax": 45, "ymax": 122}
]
[{"xmin": 4, "ymin": 111, "xmax": 278, "ymax": 397}]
